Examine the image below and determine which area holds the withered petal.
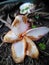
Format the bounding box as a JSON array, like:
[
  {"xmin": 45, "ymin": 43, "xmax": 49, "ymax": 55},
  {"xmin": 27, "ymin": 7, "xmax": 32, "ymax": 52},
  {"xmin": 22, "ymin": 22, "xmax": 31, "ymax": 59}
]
[
  {"xmin": 11, "ymin": 38, "xmax": 26, "ymax": 63},
  {"xmin": 24, "ymin": 36, "xmax": 39, "ymax": 59},
  {"xmin": 23, "ymin": 27, "xmax": 49, "ymax": 41}
]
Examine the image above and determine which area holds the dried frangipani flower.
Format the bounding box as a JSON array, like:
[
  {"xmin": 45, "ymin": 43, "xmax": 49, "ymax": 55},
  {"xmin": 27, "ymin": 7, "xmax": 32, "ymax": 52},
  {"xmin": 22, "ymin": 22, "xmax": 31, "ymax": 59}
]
[{"xmin": 3, "ymin": 15, "xmax": 49, "ymax": 63}]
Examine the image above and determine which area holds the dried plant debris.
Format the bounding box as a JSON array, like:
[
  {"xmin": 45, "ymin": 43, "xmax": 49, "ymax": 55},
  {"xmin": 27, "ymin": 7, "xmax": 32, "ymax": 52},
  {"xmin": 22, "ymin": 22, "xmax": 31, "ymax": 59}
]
[
  {"xmin": 0, "ymin": 21, "xmax": 4, "ymax": 28},
  {"xmin": 0, "ymin": 2, "xmax": 49, "ymax": 65}
]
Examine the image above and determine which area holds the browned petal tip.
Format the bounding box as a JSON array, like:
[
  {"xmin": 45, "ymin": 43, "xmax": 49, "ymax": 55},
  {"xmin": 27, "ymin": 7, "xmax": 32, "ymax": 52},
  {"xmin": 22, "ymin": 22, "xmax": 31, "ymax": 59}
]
[{"xmin": 3, "ymin": 31, "xmax": 20, "ymax": 43}]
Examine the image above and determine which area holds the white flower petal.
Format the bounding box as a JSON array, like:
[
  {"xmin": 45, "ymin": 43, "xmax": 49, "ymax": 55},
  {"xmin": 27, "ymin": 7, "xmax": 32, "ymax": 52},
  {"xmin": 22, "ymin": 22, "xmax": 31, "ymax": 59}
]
[
  {"xmin": 24, "ymin": 27, "xmax": 49, "ymax": 41},
  {"xmin": 11, "ymin": 38, "xmax": 26, "ymax": 63},
  {"xmin": 24, "ymin": 36, "xmax": 39, "ymax": 58},
  {"xmin": 12, "ymin": 15, "xmax": 29, "ymax": 35}
]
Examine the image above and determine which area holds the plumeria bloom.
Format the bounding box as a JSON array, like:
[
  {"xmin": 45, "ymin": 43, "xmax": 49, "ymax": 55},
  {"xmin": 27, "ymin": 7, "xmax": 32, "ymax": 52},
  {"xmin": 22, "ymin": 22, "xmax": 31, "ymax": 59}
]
[{"xmin": 4, "ymin": 15, "xmax": 49, "ymax": 63}]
